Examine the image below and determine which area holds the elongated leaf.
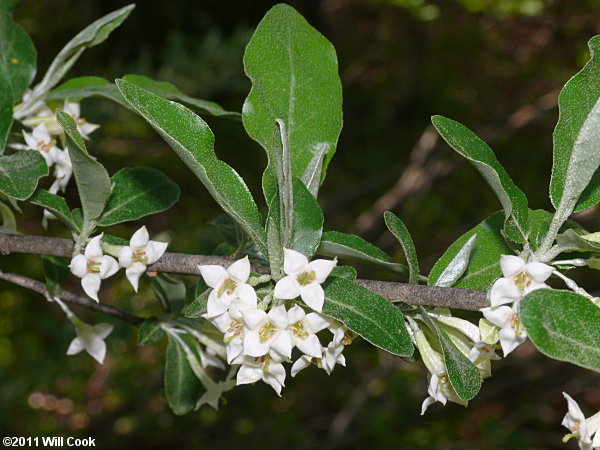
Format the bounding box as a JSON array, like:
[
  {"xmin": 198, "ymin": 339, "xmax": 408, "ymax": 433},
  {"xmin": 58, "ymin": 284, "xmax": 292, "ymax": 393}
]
[
  {"xmin": 322, "ymin": 277, "xmax": 413, "ymax": 357},
  {"xmin": 42, "ymin": 255, "xmax": 68, "ymax": 297},
  {"xmin": 0, "ymin": 201, "xmax": 16, "ymax": 232},
  {"xmin": 243, "ymin": 4, "xmax": 343, "ymax": 200},
  {"xmin": 165, "ymin": 335, "xmax": 202, "ymax": 415},
  {"xmin": 0, "ymin": 151, "xmax": 48, "ymax": 200},
  {"xmin": 266, "ymin": 194, "xmax": 284, "ymax": 276},
  {"xmin": 122, "ymin": 74, "xmax": 239, "ymax": 119},
  {"xmin": 420, "ymin": 308, "xmax": 482, "ymax": 400},
  {"xmin": 329, "ymin": 265, "xmax": 357, "ymax": 281},
  {"xmin": 0, "ymin": 6, "xmax": 36, "ymax": 103},
  {"xmin": 138, "ymin": 318, "xmax": 166, "ymax": 346},
  {"xmin": 47, "ymin": 76, "xmax": 127, "ymax": 106},
  {"xmin": 116, "ymin": 79, "xmax": 268, "ymax": 257},
  {"xmin": 98, "ymin": 167, "xmax": 180, "ymax": 227},
  {"xmin": 57, "ymin": 112, "xmax": 111, "ymax": 225},
  {"xmin": 429, "ymin": 211, "xmax": 512, "ymax": 289},
  {"xmin": 0, "ymin": 68, "xmax": 13, "ymax": 153},
  {"xmin": 551, "ymin": 36, "xmax": 600, "ymax": 214},
  {"xmin": 521, "ymin": 289, "xmax": 600, "ymax": 372},
  {"xmin": 317, "ymin": 231, "xmax": 408, "ymax": 276},
  {"xmin": 291, "ymin": 178, "xmax": 323, "ymax": 258},
  {"xmin": 556, "ymin": 228, "xmax": 600, "ymax": 253},
  {"xmin": 433, "ymin": 234, "xmax": 477, "ymax": 288},
  {"xmin": 432, "ymin": 115, "xmax": 529, "ymax": 243},
  {"xmin": 150, "ymin": 274, "xmax": 186, "ymax": 314},
  {"xmin": 384, "ymin": 211, "xmax": 419, "ymax": 284},
  {"xmin": 27, "ymin": 189, "xmax": 78, "ymax": 232}
]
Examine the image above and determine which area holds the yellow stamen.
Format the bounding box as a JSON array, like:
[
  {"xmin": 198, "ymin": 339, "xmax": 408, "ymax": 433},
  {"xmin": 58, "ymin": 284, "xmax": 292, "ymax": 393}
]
[{"xmin": 296, "ymin": 270, "xmax": 316, "ymax": 286}]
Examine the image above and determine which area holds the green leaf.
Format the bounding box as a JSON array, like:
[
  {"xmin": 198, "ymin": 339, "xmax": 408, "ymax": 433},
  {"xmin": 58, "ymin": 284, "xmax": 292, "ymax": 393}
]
[
  {"xmin": 150, "ymin": 274, "xmax": 186, "ymax": 314},
  {"xmin": 521, "ymin": 289, "xmax": 600, "ymax": 372},
  {"xmin": 551, "ymin": 36, "xmax": 600, "ymax": 214},
  {"xmin": 384, "ymin": 211, "xmax": 419, "ymax": 284},
  {"xmin": 165, "ymin": 334, "xmax": 202, "ymax": 415},
  {"xmin": 138, "ymin": 318, "xmax": 166, "ymax": 346},
  {"xmin": 243, "ymin": 3, "xmax": 343, "ymax": 200},
  {"xmin": 46, "ymin": 76, "xmax": 127, "ymax": 106},
  {"xmin": 122, "ymin": 74, "xmax": 240, "ymax": 119},
  {"xmin": 27, "ymin": 189, "xmax": 78, "ymax": 232},
  {"xmin": 429, "ymin": 211, "xmax": 512, "ymax": 289},
  {"xmin": 0, "ymin": 6, "xmax": 36, "ymax": 103},
  {"xmin": 0, "ymin": 151, "xmax": 48, "ymax": 200},
  {"xmin": 322, "ymin": 277, "xmax": 413, "ymax": 357},
  {"xmin": 329, "ymin": 265, "xmax": 357, "ymax": 281},
  {"xmin": 209, "ymin": 214, "xmax": 247, "ymax": 248},
  {"xmin": 98, "ymin": 167, "xmax": 180, "ymax": 227},
  {"xmin": 432, "ymin": 234, "xmax": 477, "ymax": 288},
  {"xmin": 0, "ymin": 68, "xmax": 13, "ymax": 153},
  {"xmin": 432, "ymin": 115, "xmax": 529, "ymax": 243},
  {"xmin": 116, "ymin": 79, "xmax": 268, "ymax": 257},
  {"xmin": 42, "ymin": 255, "xmax": 68, "ymax": 297},
  {"xmin": 266, "ymin": 193, "xmax": 284, "ymax": 276},
  {"xmin": 56, "ymin": 112, "xmax": 111, "ymax": 226},
  {"xmin": 0, "ymin": 200, "xmax": 16, "ymax": 232},
  {"xmin": 290, "ymin": 178, "xmax": 324, "ymax": 258},
  {"xmin": 317, "ymin": 231, "xmax": 408, "ymax": 276},
  {"xmin": 556, "ymin": 228, "xmax": 600, "ymax": 253},
  {"xmin": 29, "ymin": 5, "xmax": 134, "ymax": 98},
  {"xmin": 419, "ymin": 308, "xmax": 482, "ymax": 400},
  {"xmin": 184, "ymin": 295, "xmax": 208, "ymax": 319}
]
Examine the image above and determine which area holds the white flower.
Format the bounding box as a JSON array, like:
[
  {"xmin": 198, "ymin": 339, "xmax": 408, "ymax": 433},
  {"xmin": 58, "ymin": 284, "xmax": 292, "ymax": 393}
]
[
  {"xmin": 236, "ymin": 354, "xmax": 286, "ymax": 396},
  {"xmin": 118, "ymin": 226, "xmax": 168, "ymax": 292},
  {"xmin": 50, "ymin": 148, "xmax": 72, "ymax": 192},
  {"xmin": 20, "ymin": 89, "xmax": 53, "ymax": 118},
  {"xmin": 63, "ymin": 101, "xmax": 99, "ymax": 139},
  {"xmin": 23, "ymin": 123, "xmax": 61, "ymax": 167},
  {"xmin": 421, "ymin": 372, "xmax": 468, "ymax": 415},
  {"xmin": 273, "ymin": 248, "xmax": 336, "ymax": 312},
  {"xmin": 199, "ymin": 256, "xmax": 257, "ymax": 319},
  {"xmin": 212, "ymin": 311, "xmax": 246, "ymax": 364},
  {"xmin": 241, "ymin": 305, "xmax": 292, "ymax": 360},
  {"xmin": 468, "ymin": 341, "xmax": 500, "ymax": 379},
  {"xmin": 490, "ymin": 255, "xmax": 552, "ymax": 307},
  {"xmin": 562, "ymin": 393, "xmax": 600, "ymax": 450},
  {"xmin": 66, "ymin": 319, "xmax": 113, "ymax": 364},
  {"xmin": 481, "ymin": 304, "xmax": 527, "ymax": 356},
  {"xmin": 287, "ymin": 305, "xmax": 330, "ymax": 358},
  {"xmin": 69, "ymin": 234, "xmax": 119, "ymax": 301}
]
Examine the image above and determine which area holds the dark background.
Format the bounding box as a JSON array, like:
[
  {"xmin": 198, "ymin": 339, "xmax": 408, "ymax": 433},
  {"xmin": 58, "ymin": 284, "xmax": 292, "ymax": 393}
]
[{"xmin": 1, "ymin": 0, "xmax": 599, "ymax": 448}]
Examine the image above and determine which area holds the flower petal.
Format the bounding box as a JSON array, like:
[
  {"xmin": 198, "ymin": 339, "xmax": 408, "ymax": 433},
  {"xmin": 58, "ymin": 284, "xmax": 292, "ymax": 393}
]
[
  {"xmin": 241, "ymin": 308, "xmax": 267, "ymax": 330},
  {"xmin": 309, "ymin": 258, "xmax": 337, "ymax": 283},
  {"xmin": 300, "ymin": 283, "xmax": 325, "ymax": 312},
  {"xmin": 227, "ymin": 256, "xmax": 250, "ymax": 283},
  {"xmin": 305, "ymin": 312, "xmax": 332, "ymax": 333},
  {"xmin": 99, "ymin": 255, "xmax": 119, "ymax": 279},
  {"xmin": 145, "ymin": 240, "xmax": 168, "ymax": 265},
  {"xmin": 84, "ymin": 234, "xmax": 104, "ymax": 258},
  {"xmin": 498, "ymin": 326, "xmax": 527, "ymax": 356},
  {"xmin": 64, "ymin": 101, "xmax": 80, "ymax": 118},
  {"xmin": 118, "ymin": 246, "xmax": 133, "ymax": 268},
  {"xmin": 86, "ymin": 336, "xmax": 107, "ymax": 364},
  {"xmin": 125, "ymin": 263, "xmax": 146, "ymax": 292},
  {"xmin": 130, "ymin": 226, "xmax": 149, "ymax": 248},
  {"xmin": 287, "ymin": 305, "xmax": 306, "ymax": 325},
  {"xmin": 481, "ymin": 305, "xmax": 513, "ymax": 328},
  {"xmin": 226, "ymin": 338, "xmax": 244, "ymax": 364},
  {"xmin": 198, "ymin": 265, "xmax": 227, "ymax": 288},
  {"xmin": 69, "ymin": 254, "xmax": 88, "ymax": 278},
  {"xmin": 66, "ymin": 337, "xmax": 85, "ymax": 355},
  {"xmin": 93, "ymin": 323, "xmax": 114, "ymax": 339},
  {"xmin": 237, "ymin": 364, "xmax": 262, "ymax": 385},
  {"xmin": 243, "ymin": 331, "xmax": 270, "ymax": 357},
  {"xmin": 421, "ymin": 396, "xmax": 437, "ymax": 415},
  {"xmin": 489, "ymin": 278, "xmax": 521, "ymax": 307},
  {"xmin": 526, "ymin": 262, "xmax": 553, "ymax": 283},
  {"xmin": 235, "ymin": 283, "xmax": 257, "ymax": 306},
  {"xmin": 270, "ymin": 330, "xmax": 293, "ymax": 359},
  {"xmin": 499, "ymin": 255, "xmax": 525, "ymax": 277},
  {"xmin": 81, "ymin": 274, "xmax": 101, "ymax": 301},
  {"xmin": 283, "ymin": 248, "xmax": 308, "ymax": 275},
  {"xmin": 291, "ymin": 355, "xmax": 312, "ymax": 377},
  {"xmin": 273, "ymin": 276, "xmax": 301, "ymax": 300},
  {"xmin": 206, "ymin": 290, "xmax": 231, "ymax": 318},
  {"xmin": 296, "ymin": 334, "xmax": 322, "ymax": 358},
  {"xmin": 267, "ymin": 305, "xmax": 289, "ymax": 329}
]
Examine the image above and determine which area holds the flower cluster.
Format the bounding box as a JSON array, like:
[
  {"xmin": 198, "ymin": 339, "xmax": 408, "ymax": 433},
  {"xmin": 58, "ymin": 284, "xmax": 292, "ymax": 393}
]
[
  {"xmin": 69, "ymin": 226, "xmax": 167, "ymax": 301},
  {"xmin": 199, "ymin": 248, "xmax": 348, "ymax": 395},
  {"xmin": 480, "ymin": 255, "xmax": 552, "ymax": 355},
  {"xmin": 562, "ymin": 393, "xmax": 600, "ymax": 450}
]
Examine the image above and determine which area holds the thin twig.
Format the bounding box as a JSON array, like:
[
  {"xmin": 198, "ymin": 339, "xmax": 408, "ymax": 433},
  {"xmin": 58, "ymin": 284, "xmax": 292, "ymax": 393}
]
[
  {"xmin": 0, "ymin": 233, "xmax": 489, "ymax": 311},
  {"xmin": 0, "ymin": 269, "xmax": 144, "ymax": 326}
]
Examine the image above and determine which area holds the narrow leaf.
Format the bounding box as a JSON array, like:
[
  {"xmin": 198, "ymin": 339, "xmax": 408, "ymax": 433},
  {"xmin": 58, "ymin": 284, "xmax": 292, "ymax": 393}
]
[
  {"xmin": 42, "ymin": 255, "xmax": 68, "ymax": 297},
  {"xmin": 56, "ymin": 112, "xmax": 111, "ymax": 224},
  {"xmin": 290, "ymin": 178, "xmax": 323, "ymax": 258},
  {"xmin": 0, "ymin": 69, "xmax": 13, "ymax": 153},
  {"xmin": 27, "ymin": 189, "xmax": 78, "ymax": 232},
  {"xmin": 550, "ymin": 36, "xmax": 600, "ymax": 214},
  {"xmin": 116, "ymin": 79, "xmax": 268, "ymax": 257},
  {"xmin": 322, "ymin": 277, "xmax": 413, "ymax": 357},
  {"xmin": 138, "ymin": 318, "xmax": 166, "ymax": 346},
  {"xmin": 521, "ymin": 289, "xmax": 600, "ymax": 372},
  {"xmin": 433, "ymin": 234, "xmax": 477, "ymax": 288},
  {"xmin": 98, "ymin": 167, "xmax": 180, "ymax": 227},
  {"xmin": 432, "ymin": 115, "xmax": 529, "ymax": 243},
  {"xmin": 0, "ymin": 151, "xmax": 48, "ymax": 200},
  {"xmin": 47, "ymin": 76, "xmax": 128, "ymax": 107},
  {"xmin": 317, "ymin": 231, "xmax": 408, "ymax": 276},
  {"xmin": 165, "ymin": 335, "xmax": 202, "ymax": 415},
  {"xmin": 384, "ymin": 211, "xmax": 419, "ymax": 284},
  {"xmin": 243, "ymin": 3, "xmax": 343, "ymax": 200}
]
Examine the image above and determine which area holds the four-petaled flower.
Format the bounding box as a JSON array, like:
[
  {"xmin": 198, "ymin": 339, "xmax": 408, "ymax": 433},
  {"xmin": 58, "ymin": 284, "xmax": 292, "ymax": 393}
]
[
  {"xmin": 242, "ymin": 305, "xmax": 292, "ymax": 360},
  {"xmin": 69, "ymin": 234, "xmax": 119, "ymax": 301},
  {"xmin": 118, "ymin": 226, "xmax": 168, "ymax": 292},
  {"xmin": 199, "ymin": 257, "xmax": 257, "ymax": 319},
  {"xmin": 421, "ymin": 372, "xmax": 468, "ymax": 415},
  {"xmin": 287, "ymin": 305, "xmax": 330, "ymax": 358},
  {"xmin": 273, "ymin": 248, "xmax": 336, "ymax": 312},
  {"xmin": 481, "ymin": 304, "xmax": 527, "ymax": 356},
  {"xmin": 490, "ymin": 255, "xmax": 552, "ymax": 307},
  {"xmin": 468, "ymin": 341, "xmax": 500, "ymax": 379},
  {"xmin": 562, "ymin": 392, "xmax": 600, "ymax": 450},
  {"xmin": 23, "ymin": 123, "xmax": 62, "ymax": 167},
  {"xmin": 63, "ymin": 101, "xmax": 100, "ymax": 139},
  {"xmin": 237, "ymin": 354, "xmax": 286, "ymax": 396},
  {"xmin": 66, "ymin": 319, "xmax": 113, "ymax": 364}
]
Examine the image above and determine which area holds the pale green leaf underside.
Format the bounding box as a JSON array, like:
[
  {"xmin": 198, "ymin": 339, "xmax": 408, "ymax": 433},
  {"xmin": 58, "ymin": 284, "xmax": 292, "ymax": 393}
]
[
  {"xmin": 521, "ymin": 289, "xmax": 600, "ymax": 373},
  {"xmin": 433, "ymin": 234, "xmax": 477, "ymax": 288},
  {"xmin": 384, "ymin": 211, "xmax": 419, "ymax": 284}
]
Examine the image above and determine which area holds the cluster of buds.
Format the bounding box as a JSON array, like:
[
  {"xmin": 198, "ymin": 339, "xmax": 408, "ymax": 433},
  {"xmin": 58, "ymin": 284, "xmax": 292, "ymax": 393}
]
[{"xmin": 199, "ymin": 249, "xmax": 350, "ymax": 395}]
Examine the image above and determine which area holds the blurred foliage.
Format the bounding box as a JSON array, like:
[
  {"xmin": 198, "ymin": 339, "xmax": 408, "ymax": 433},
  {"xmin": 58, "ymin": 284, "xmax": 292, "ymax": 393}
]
[{"xmin": 1, "ymin": 0, "xmax": 599, "ymax": 448}]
